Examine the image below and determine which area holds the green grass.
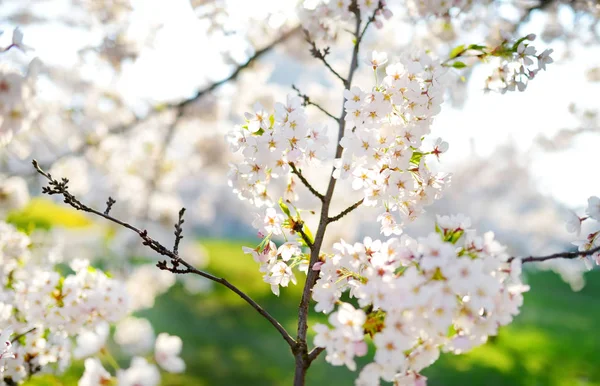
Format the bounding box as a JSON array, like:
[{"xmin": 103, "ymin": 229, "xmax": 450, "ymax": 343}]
[{"xmin": 27, "ymin": 239, "xmax": 600, "ymax": 385}]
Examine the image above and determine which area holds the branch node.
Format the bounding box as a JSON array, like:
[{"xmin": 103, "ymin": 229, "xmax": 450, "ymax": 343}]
[{"xmin": 104, "ymin": 197, "xmax": 116, "ymax": 215}]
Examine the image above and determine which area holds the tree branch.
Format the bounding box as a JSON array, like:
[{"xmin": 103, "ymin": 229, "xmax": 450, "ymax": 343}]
[
  {"xmin": 289, "ymin": 162, "xmax": 325, "ymax": 201},
  {"xmin": 31, "ymin": 160, "xmax": 296, "ymax": 350},
  {"xmin": 511, "ymin": 245, "xmax": 600, "ymax": 264},
  {"xmin": 328, "ymin": 198, "xmax": 364, "ymax": 223},
  {"xmin": 307, "ymin": 346, "xmax": 325, "ymax": 362},
  {"xmin": 292, "ymin": 84, "xmax": 339, "ymax": 122},
  {"xmin": 175, "ymin": 26, "xmax": 301, "ymax": 111},
  {"xmin": 295, "ymin": 5, "xmax": 370, "ymax": 384},
  {"xmin": 303, "ymin": 31, "xmax": 347, "ymax": 85},
  {"xmin": 11, "ymin": 327, "xmax": 36, "ymax": 344}
]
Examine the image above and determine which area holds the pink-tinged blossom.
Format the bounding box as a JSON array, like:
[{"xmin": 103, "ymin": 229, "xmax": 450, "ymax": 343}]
[
  {"xmin": 117, "ymin": 357, "xmax": 160, "ymax": 386},
  {"xmin": 155, "ymin": 333, "xmax": 185, "ymax": 373}
]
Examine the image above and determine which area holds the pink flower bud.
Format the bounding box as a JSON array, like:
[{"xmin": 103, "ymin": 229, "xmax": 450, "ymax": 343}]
[
  {"xmin": 354, "ymin": 340, "xmax": 368, "ymax": 357},
  {"xmin": 312, "ymin": 262, "xmax": 324, "ymax": 271}
]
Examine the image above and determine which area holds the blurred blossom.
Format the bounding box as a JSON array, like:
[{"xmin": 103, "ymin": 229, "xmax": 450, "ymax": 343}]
[
  {"xmin": 115, "ymin": 317, "xmax": 155, "ymax": 355},
  {"xmin": 0, "ymin": 176, "xmax": 29, "ymax": 214},
  {"xmin": 126, "ymin": 265, "xmax": 176, "ymax": 311},
  {"xmin": 73, "ymin": 322, "xmax": 109, "ymax": 359}
]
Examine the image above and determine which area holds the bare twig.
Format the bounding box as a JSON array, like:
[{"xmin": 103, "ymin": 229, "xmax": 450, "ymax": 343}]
[
  {"xmin": 289, "ymin": 162, "xmax": 325, "ymax": 201},
  {"xmin": 307, "ymin": 346, "xmax": 325, "ymax": 362},
  {"xmin": 173, "ymin": 208, "xmax": 185, "ymax": 255},
  {"xmin": 510, "ymin": 245, "xmax": 600, "ymax": 264},
  {"xmin": 11, "ymin": 327, "xmax": 37, "ymax": 344},
  {"xmin": 295, "ymin": 225, "xmax": 314, "ymax": 250},
  {"xmin": 292, "ymin": 84, "xmax": 339, "ymax": 122},
  {"xmin": 328, "ymin": 198, "xmax": 364, "ymax": 223},
  {"xmin": 104, "ymin": 197, "xmax": 116, "ymax": 215},
  {"xmin": 355, "ymin": 1, "xmax": 385, "ymax": 54},
  {"xmin": 303, "ymin": 31, "xmax": 347, "ymax": 85},
  {"xmin": 31, "ymin": 160, "xmax": 296, "ymax": 349}
]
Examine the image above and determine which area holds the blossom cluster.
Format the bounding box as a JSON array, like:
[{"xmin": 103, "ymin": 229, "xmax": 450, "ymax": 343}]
[
  {"xmin": 338, "ymin": 51, "xmax": 451, "ymax": 235},
  {"xmin": 79, "ymin": 331, "xmax": 185, "ymax": 386},
  {"xmin": 312, "ymin": 214, "xmax": 528, "ymax": 385},
  {"xmin": 227, "ymin": 92, "xmax": 328, "ymax": 207},
  {"xmin": 299, "ymin": 0, "xmax": 393, "ymax": 42},
  {"xmin": 0, "ymin": 221, "xmax": 127, "ymax": 382},
  {"xmin": 566, "ymin": 196, "xmax": 600, "ymax": 267},
  {"xmin": 242, "ymin": 208, "xmax": 309, "ymax": 295},
  {"xmin": 0, "ymin": 221, "xmax": 186, "ymax": 385},
  {"xmin": 484, "ymin": 34, "xmax": 553, "ymax": 93},
  {"xmin": 0, "ymin": 28, "xmax": 38, "ymax": 147}
]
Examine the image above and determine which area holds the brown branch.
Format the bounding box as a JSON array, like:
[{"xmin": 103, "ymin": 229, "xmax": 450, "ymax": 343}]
[
  {"xmin": 303, "ymin": 31, "xmax": 347, "ymax": 85},
  {"xmin": 173, "ymin": 207, "xmax": 185, "ymax": 255},
  {"xmin": 31, "ymin": 160, "xmax": 296, "ymax": 350},
  {"xmin": 328, "ymin": 198, "xmax": 364, "ymax": 223},
  {"xmin": 175, "ymin": 26, "xmax": 301, "ymax": 111},
  {"xmin": 295, "ymin": 225, "xmax": 314, "ymax": 250},
  {"xmin": 307, "ymin": 346, "xmax": 325, "ymax": 362},
  {"xmin": 294, "ymin": 3, "xmax": 375, "ymax": 384},
  {"xmin": 511, "ymin": 245, "xmax": 600, "ymax": 264},
  {"xmin": 289, "ymin": 162, "xmax": 325, "ymax": 201},
  {"xmin": 11, "ymin": 327, "xmax": 36, "ymax": 344},
  {"xmin": 292, "ymin": 84, "xmax": 339, "ymax": 122}
]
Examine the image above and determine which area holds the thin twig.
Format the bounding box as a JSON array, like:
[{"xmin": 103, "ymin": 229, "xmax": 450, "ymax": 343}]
[
  {"xmin": 307, "ymin": 346, "xmax": 325, "ymax": 362},
  {"xmin": 295, "ymin": 225, "xmax": 314, "ymax": 250},
  {"xmin": 292, "ymin": 85, "xmax": 339, "ymax": 122},
  {"xmin": 355, "ymin": 1, "xmax": 385, "ymax": 55},
  {"xmin": 289, "ymin": 162, "xmax": 325, "ymax": 201},
  {"xmin": 511, "ymin": 245, "xmax": 600, "ymax": 263},
  {"xmin": 11, "ymin": 327, "xmax": 37, "ymax": 344},
  {"xmin": 303, "ymin": 31, "xmax": 347, "ymax": 85},
  {"xmin": 31, "ymin": 160, "xmax": 296, "ymax": 350},
  {"xmin": 173, "ymin": 208, "xmax": 185, "ymax": 255},
  {"xmin": 104, "ymin": 197, "xmax": 116, "ymax": 215},
  {"xmin": 328, "ymin": 198, "xmax": 364, "ymax": 223}
]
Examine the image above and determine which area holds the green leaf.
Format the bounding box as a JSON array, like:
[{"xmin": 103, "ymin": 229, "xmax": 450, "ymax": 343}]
[
  {"xmin": 467, "ymin": 44, "xmax": 487, "ymax": 51},
  {"xmin": 449, "ymin": 44, "xmax": 465, "ymax": 59},
  {"xmin": 511, "ymin": 36, "xmax": 528, "ymax": 51},
  {"xmin": 302, "ymin": 223, "xmax": 314, "ymax": 246},
  {"xmin": 447, "ymin": 324, "xmax": 458, "ymax": 338},
  {"xmin": 451, "ymin": 61, "xmax": 467, "ymax": 69},
  {"xmin": 278, "ymin": 198, "xmax": 292, "ymax": 218},
  {"xmin": 410, "ymin": 150, "xmax": 424, "ymax": 165},
  {"xmin": 447, "ymin": 230, "xmax": 465, "ymax": 244}
]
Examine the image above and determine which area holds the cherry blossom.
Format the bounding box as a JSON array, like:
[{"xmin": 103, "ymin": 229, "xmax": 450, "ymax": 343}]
[{"xmin": 154, "ymin": 333, "xmax": 185, "ymax": 373}]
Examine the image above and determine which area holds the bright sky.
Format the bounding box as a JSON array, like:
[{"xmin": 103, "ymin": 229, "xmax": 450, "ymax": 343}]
[{"xmin": 3, "ymin": 0, "xmax": 598, "ymax": 208}]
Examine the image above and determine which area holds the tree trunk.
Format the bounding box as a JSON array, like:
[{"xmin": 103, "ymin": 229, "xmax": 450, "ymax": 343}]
[{"xmin": 293, "ymin": 355, "xmax": 308, "ymax": 386}]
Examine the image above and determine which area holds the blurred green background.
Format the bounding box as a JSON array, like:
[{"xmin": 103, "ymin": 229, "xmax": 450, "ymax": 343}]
[{"xmin": 25, "ymin": 239, "xmax": 600, "ymax": 386}]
